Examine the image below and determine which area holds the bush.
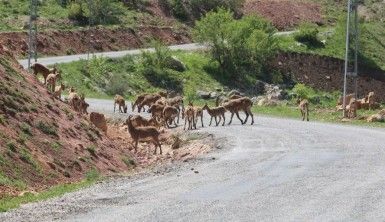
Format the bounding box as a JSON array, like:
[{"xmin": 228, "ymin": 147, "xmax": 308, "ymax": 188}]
[
  {"xmin": 36, "ymin": 121, "xmax": 58, "ymax": 136},
  {"xmin": 294, "ymin": 23, "xmax": 324, "ymax": 48},
  {"xmin": 87, "ymin": 55, "xmax": 112, "ymax": 85},
  {"xmin": 170, "ymin": 0, "xmax": 245, "ymax": 22},
  {"xmin": 68, "ymin": 3, "xmax": 87, "ymax": 24},
  {"xmin": 194, "ymin": 9, "xmax": 277, "ymax": 83},
  {"xmin": 292, "ymin": 83, "xmax": 316, "ymax": 100},
  {"xmin": 67, "ymin": 0, "xmax": 123, "ymax": 25},
  {"xmin": 85, "ymin": 168, "xmax": 100, "ymax": 181},
  {"xmin": 105, "ymin": 73, "xmax": 128, "ymax": 96}
]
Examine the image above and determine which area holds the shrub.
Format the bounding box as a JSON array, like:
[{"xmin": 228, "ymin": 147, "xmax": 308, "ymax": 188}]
[
  {"xmin": 292, "ymin": 83, "xmax": 316, "ymax": 100},
  {"xmin": 105, "ymin": 73, "xmax": 128, "ymax": 96},
  {"xmin": 294, "ymin": 23, "xmax": 324, "ymax": 48},
  {"xmin": 86, "ymin": 145, "xmax": 97, "ymax": 156},
  {"xmin": 194, "ymin": 9, "xmax": 277, "ymax": 83},
  {"xmin": 122, "ymin": 156, "xmax": 136, "ymax": 168},
  {"xmin": 85, "ymin": 168, "xmax": 100, "ymax": 181},
  {"xmin": 67, "ymin": 2, "xmax": 88, "ymax": 24},
  {"xmin": 37, "ymin": 121, "xmax": 58, "ymax": 136},
  {"xmin": 87, "ymin": 55, "xmax": 112, "ymax": 81},
  {"xmin": 20, "ymin": 123, "xmax": 32, "ymax": 135}
]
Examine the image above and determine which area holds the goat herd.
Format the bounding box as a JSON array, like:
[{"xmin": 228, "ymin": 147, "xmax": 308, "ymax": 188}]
[
  {"xmin": 32, "ymin": 62, "xmax": 381, "ymax": 155},
  {"xmin": 114, "ymin": 91, "xmax": 256, "ymax": 155},
  {"xmin": 30, "ymin": 62, "xmax": 257, "ymax": 155}
]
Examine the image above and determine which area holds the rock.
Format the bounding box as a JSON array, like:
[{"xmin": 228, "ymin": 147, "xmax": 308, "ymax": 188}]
[
  {"xmin": 254, "ymin": 80, "xmax": 266, "ymax": 95},
  {"xmin": 210, "ymin": 91, "xmax": 218, "ymax": 99},
  {"xmin": 166, "ymin": 56, "xmax": 186, "ymax": 72},
  {"xmin": 197, "ymin": 91, "xmax": 211, "ymax": 100},
  {"xmin": 228, "ymin": 90, "xmax": 241, "ymax": 97}
]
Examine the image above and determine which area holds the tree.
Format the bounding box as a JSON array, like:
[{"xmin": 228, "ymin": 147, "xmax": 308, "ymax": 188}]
[{"xmin": 193, "ymin": 9, "xmax": 277, "ymax": 81}]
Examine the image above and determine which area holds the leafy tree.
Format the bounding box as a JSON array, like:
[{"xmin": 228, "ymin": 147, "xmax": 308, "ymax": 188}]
[{"xmin": 194, "ymin": 9, "xmax": 277, "ymax": 81}]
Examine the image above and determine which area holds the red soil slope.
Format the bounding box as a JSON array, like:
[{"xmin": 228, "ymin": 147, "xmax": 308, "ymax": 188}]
[
  {"xmin": 243, "ymin": 0, "xmax": 324, "ymax": 30},
  {"xmin": 0, "ymin": 44, "xmax": 138, "ymax": 196}
]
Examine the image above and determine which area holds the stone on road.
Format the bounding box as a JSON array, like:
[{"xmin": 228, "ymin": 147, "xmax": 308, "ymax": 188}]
[{"xmin": 2, "ymin": 99, "xmax": 385, "ymax": 221}]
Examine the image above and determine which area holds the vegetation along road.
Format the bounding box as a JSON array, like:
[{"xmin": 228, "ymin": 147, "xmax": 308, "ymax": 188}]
[{"xmin": 2, "ymin": 99, "xmax": 385, "ymax": 221}]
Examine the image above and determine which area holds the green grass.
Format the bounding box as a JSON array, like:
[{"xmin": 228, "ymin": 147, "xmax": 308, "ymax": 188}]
[
  {"xmin": 36, "ymin": 121, "xmax": 58, "ymax": 136},
  {"xmin": 121, "ymin": 156, "xmax": 136, "ymax": 168},
  {"xmin": 0, "ymin": 0, "xmax": 182, "ymax": 32},
  {"xmin": 253, "ymin": 103, "xmax": 385, "ymax": 128},
  {"xmin": 58, "ymin": 51, "xmax": 223, "ymax": 100},
  {"xmin": 0, "ymin": 178, "xmax": 97, "ymax": 212},
  {"xmin": 0, "ymin": 172, "xmax": 27, "ymax": 191},
  {"xmin": 50, "ymin": 141, "xmax": 62, "ymax": 152}
]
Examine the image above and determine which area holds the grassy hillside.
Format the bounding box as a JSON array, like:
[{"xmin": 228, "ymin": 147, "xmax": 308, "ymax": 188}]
[
  {"xmin": 0, "ymin": 0, "xmax": 178, "ymax": 31},
  {"xmin": 277, "ymin": 0, "xmax": 385, "ymax": 71},
  {"xmin": 0, "ymin": 45, "xmax": 137, "ymax": 201},
  {"xmin": 58, "ymin": 51, "xmax": 223, "ymax": 100}
]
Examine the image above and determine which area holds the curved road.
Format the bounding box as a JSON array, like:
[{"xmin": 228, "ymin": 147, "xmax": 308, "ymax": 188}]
[
  {"xmin": 17, "ymin": 31, "xmax": 298, "ymax": 69},
  {"xmin": 2, "ymin": 99, "xmax": 385, "ymax": 221}
]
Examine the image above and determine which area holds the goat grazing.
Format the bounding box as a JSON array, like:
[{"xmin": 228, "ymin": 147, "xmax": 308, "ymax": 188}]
[
  {"xmin": 297, "ymin": 98, "xmax": 309, "ymax": 121},
  {"xmin": 31, "ymin": 63, "xmax": 57, "ymax": 84},
  {"xmin": 114, "ymin": 95, "xmax": 128, "ymax": 113},
  {"xmin": 202, "ymin": 103, "xmax": 226, "ymax": 126},
  {"xmin": 222, "ymin": 97, "xmax": 254, "ymax": 125},
  {"xmin": 126, "ymin": 115, "xmax": 162, "ymax": 154}
]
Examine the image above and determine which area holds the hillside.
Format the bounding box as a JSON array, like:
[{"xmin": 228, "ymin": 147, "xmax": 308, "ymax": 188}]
[{"xmin": 0, "ymin": 43, "xmax": 138, "ymax": 197}]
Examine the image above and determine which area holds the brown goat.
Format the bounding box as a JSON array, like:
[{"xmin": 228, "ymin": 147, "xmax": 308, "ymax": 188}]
[
  {"xmin": 347, "ymin": 98, "xmax": 358, "ymax": 119},
  {"xmin": 46, "ymin": 72, "xmax": 61, "ymax": 93},
  {"xmin": 183, "ymin": 105, "xmax": 196, "ymax": 130},
  {"xmin": 31, "ymin": 63, "xmax": 57, "ymax": 84},
  {"xmin": 138, "ymin": 94, "xmax": 163, "ymax": 113},
  {"xmin": 90, "ymin": 112, "xmax": 107, "ymax": 134},
  {"xmin": 222, "ymin": 97, "xmax": 254, "ymax": 125},
  {"xmin": 130, "ymin": 115, "xmax": 160, "ymax": 129},
  {"xmin": 202, "ymin": 103, "xmax": 226, "ymax": 126},
  {"xmin": 132, "ymin": 93, "xmax": 149, "ymax": 112},
  {"xmin": 297, "ymin": 98, "xmax": 309, "ymax": 121},
  {"xmin": 126, "ymin": 115, "xmax": 162, "ymax": 154},
  {"xmin": 188, "ymin": 102, "xmax": 203, "ymax": 128},
  {"xmin": 163, "ymin": 105, "xmax": 179, "ymax": 128},
  {"xmin": 67, "ymin": 89, "xmax": 81, "ymax": 112},
  {"xmin": 54, "ymin": 83, "xmax": 65, "ymax": 100},
  {"xmin": 79, "ymin": 95, "xmax": 89, "ymax": 115},
  {"xmin": 114, "ymin": 95, "xmax": 128, "ymax": 113},
  {"xmin": 337, "ymin": 93, "xmax": 355, "ymax": 106},
  {"xmin": 133, "ymin": 91, "xmax": 167, "ymax": 112},
  {"xmin": 148, "ymin": 103, "xmax": 166, "ymax": 121}
]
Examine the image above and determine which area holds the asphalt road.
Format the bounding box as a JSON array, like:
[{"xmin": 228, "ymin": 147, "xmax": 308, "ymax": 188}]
[
  {"xmin": 18, "ymin": 43, "xmax": 206, "ymax": 69},
  {"xmin": 17, "ymin": 31, "xmax": 297, "ymax": 69},
  {"xmin": 2, "ymin": 99, "xmax": 385, "ymax": 221}
]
